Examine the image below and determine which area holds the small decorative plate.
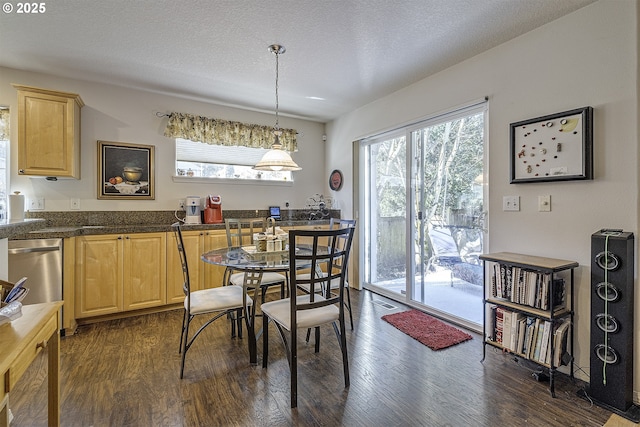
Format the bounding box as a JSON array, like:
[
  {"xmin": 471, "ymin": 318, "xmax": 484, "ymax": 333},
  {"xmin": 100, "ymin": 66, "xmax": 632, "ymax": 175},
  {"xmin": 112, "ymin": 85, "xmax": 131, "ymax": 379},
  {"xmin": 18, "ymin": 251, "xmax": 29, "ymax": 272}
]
[{"xmin": 329, "ymin": 169, "xmax": 343, "ymax": 191}]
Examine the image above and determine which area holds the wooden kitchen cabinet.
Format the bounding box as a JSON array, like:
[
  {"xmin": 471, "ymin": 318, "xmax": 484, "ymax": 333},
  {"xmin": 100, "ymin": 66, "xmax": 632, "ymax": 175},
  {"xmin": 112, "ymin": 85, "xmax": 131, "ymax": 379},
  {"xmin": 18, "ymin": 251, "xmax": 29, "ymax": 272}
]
[
  {"xmin": 75, "ymin": 235, "xmax": 122, "ymax": 317},
  {"xmin": 123, "ymin": 232, "xmax": 166, "ymax": 311},
  {"xmin": 201, "ymin": 230, "xmax": 228, "ymax": 289},
  {"xmin": 166, "ymin": 229, "xmax": 204, "ymax": 303},
  {"xmin": 12, "ymin": 84, "xmax": 84, "ymax": 179},
  {"xmin": 166, "ymin": 229, "xmax": 228, "ymax": 303},
  {"xmin": 75, "ymin": 232, "xmax": 166, "ymax": 318}
]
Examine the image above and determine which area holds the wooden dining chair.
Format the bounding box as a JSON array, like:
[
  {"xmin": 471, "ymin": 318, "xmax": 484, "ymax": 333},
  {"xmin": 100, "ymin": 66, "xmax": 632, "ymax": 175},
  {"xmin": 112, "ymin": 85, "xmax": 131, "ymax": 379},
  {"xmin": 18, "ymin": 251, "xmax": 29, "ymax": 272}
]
[
  {"xmin": 172, "ymin": 222, "xmax": 261, "ymax": 379},
  {"xmin": 261, "ymin": 226, "xmax": 355, "ymax": 408},
  {"xmin": 224, "ymin": 218, "xmax": 288, "ymax": 302},
  {"xmin": 296, "ymin": 218, "xmax": 356, "ymax": 330}
]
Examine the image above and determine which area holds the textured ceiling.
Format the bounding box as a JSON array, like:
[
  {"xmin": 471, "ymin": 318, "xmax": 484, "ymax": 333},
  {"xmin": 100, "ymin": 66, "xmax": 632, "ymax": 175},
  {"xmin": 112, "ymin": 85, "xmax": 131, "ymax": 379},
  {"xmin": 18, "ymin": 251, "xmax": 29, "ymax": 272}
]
[{"xmin": 0, "ymin": 0, "xmax": 596, "ymax": 122}]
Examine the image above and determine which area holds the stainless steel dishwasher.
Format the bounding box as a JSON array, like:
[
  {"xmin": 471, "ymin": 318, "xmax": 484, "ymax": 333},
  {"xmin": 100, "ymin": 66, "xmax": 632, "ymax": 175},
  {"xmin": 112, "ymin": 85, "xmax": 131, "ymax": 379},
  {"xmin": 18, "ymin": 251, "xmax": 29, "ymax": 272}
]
[{"xmin": 8, "ymin": 239, "xmax": 63, "ymax": 305}]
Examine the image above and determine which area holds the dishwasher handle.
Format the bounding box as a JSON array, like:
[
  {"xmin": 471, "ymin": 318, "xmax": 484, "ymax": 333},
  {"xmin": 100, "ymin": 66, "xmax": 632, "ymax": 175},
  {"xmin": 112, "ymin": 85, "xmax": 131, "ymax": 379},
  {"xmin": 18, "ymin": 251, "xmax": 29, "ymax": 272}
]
[{"xmin": 8, "ymin": 246, "xmax": 60, "ymax": 255}]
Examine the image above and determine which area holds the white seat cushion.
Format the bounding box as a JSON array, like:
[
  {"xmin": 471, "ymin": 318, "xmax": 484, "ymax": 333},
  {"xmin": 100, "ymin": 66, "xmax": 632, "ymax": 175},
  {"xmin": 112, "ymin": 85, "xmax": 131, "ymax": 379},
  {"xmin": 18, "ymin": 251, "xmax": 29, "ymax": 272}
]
[
  {"xmin": 261, "ymin": 294, "xmax": 339, "ymax": 330},
  {"xmin": 229, "ymin": 271, "xmax": 286, "ymax": 287},
  {"xmin": 186, "ymin": 285, "xmax": 252, "ymax": 315}
]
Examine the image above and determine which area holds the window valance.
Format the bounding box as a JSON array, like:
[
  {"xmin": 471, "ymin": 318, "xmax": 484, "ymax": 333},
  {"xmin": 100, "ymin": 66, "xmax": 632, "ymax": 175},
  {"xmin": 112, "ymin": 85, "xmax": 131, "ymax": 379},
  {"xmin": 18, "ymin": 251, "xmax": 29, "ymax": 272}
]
[
  {"xmin": 163, "ymin": 112, "xmax": 298, "ymax": 152},
  {"xmin": 0, "ymin": 109, "xmax": 9, "ymax": 141}
]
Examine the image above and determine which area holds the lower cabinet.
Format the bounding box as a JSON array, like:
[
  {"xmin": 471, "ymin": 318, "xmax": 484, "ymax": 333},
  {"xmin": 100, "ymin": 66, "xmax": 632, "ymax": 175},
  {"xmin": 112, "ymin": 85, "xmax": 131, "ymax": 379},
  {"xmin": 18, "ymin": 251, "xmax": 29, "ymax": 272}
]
[
  {"xmin": 75, "ymin": 233, "xmax": 166, "ymax": 318},
  {"xmin": 202, "ymin": 230, "xmax": 228, "ymax": 289},
  {"xmin": 166, "ymin": 229, "xmax": 228, "ymax": 304},
  {"xmin": 167, "ymin": 229, "xmax": 204, "ymax": 303}
]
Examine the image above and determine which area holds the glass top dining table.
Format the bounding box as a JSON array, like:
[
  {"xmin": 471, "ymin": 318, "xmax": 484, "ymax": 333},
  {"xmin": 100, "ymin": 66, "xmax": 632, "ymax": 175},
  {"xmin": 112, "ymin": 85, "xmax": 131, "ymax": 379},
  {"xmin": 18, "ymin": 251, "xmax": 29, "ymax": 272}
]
[
  {"xmin": 201, "ymin": 245, "xmax": 295, "ymax": 271},
  {"xmin": 200, "ymin": 244, "xmax": 316, "ymax": 365}
]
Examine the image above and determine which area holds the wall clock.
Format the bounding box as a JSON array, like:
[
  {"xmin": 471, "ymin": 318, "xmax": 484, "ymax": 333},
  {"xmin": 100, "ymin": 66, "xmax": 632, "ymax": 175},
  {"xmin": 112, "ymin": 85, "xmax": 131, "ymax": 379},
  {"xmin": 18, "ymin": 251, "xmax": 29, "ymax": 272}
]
[{"xmin": 329, "ymin": 169, "xmax": 343, "ymax": 191}]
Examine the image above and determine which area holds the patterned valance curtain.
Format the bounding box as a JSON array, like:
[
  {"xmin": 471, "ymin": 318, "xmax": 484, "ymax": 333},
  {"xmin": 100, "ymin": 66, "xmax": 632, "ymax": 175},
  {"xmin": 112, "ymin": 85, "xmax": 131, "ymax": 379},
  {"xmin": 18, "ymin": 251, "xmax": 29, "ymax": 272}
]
[
  {"xmin": 163, "ymin": 112, "xmax": 298, "ymax": 152},
  {"xmin": 0, "ymin": 109, "xmax": 9, "ymax": 141}
]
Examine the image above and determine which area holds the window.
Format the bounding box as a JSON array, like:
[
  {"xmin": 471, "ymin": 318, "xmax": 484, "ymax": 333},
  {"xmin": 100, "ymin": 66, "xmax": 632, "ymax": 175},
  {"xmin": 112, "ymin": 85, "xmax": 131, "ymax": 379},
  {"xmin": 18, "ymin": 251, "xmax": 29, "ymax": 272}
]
[{"xmin": 175, "ymin": 138, "xmax": 293, "ymax": 182}]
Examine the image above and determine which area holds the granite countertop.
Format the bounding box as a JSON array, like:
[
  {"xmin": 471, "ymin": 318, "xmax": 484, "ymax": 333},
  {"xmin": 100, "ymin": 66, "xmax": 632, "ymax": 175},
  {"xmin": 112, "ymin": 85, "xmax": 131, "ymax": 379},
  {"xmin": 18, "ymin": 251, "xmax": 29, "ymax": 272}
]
[
  {"xmin": 10, "ymin": 219, "xmax": 331, "ymax": 240},
  {"xmin": 10, "ymin": 210, "xmax": 338, "ymax": 240},
  {"xmin": 0, "ymin": 218, "xmax": 47, "ymax": 239}
]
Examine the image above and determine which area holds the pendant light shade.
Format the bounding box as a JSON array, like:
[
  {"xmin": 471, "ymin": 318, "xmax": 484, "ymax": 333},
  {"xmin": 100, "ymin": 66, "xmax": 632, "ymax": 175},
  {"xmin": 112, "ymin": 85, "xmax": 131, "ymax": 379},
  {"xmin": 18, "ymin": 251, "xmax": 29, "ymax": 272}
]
[{"xmin": 253, "ymin": 44, "xmax": 301, "ymax": 172}]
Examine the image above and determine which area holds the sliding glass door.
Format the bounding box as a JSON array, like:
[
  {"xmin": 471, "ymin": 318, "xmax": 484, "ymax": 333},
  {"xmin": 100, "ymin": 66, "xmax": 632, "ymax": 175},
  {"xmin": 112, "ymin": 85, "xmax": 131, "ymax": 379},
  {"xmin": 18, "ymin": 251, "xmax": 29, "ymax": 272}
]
[
  {"xmin": 362, "ymin": 102, "xmax": 487, "ymax": 328},
  {"xmin": 362, "ymin": 134, "xmax": 408, "ymax": 295}
]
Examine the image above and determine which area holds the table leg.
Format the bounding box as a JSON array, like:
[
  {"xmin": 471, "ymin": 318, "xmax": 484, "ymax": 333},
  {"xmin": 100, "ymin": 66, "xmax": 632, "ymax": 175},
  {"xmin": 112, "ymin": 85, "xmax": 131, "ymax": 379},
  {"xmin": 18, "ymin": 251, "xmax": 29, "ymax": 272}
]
[
  {"xmin": 243, "ymin": 277, "xmax": 257, "ymax": 365},
  {"xmin": 47, "ymin": 329, "xmax": 60, "ymax": 427},
  {"xmin": 245, "ymin": 303, "xmax": 257, "ymax": 365}
]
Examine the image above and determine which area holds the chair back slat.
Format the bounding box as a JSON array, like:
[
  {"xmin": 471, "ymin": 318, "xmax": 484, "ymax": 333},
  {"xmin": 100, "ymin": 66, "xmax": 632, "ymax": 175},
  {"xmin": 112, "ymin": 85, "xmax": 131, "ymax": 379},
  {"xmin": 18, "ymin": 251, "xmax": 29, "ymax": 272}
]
[{"xmin": 225, "ymin": 218, "xmax": 268, "ymax": 247}]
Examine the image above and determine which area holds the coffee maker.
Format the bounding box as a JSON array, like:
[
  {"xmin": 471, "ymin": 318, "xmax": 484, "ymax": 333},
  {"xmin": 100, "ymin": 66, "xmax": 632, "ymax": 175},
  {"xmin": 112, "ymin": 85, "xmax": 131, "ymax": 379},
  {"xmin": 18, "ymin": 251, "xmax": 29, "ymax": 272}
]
[{"xmin": 184, "ymin": 196, "xmax": 201, "ymax": 224}]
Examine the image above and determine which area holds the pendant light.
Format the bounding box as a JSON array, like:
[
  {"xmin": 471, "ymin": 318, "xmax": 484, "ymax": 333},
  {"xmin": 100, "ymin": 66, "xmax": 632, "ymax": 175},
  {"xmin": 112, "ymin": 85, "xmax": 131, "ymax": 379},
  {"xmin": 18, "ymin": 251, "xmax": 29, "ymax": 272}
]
[{"xmin": 253, "ymin": 44, "xmax": 302, "ymax": 171}]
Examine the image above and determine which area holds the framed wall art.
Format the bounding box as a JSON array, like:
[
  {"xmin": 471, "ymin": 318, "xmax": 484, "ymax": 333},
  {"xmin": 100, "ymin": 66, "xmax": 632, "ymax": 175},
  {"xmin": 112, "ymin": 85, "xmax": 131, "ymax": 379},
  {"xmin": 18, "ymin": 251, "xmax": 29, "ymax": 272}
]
[
  {"xmin": 98, "ymin": 140, "xmax": 155, "ymax": 199},
  {"xmin": 510, "ymin": 106, "xmax": 593, "ymax": 183}
]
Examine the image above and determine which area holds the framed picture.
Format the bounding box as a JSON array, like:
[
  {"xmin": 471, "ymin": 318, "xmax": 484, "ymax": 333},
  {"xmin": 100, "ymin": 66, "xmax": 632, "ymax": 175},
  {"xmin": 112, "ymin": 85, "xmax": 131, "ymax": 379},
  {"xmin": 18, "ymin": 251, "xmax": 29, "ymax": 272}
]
[
  {"xmin": 329, "ymin": 169, "xmax": 343, "ymax": 191},
  {"xmin": 98, "ymin": 140, "xmax": 155, "ymax": 199},
  {"xmin": 510, "ymin": 106, "xmax": 593, "ymax": 183}
]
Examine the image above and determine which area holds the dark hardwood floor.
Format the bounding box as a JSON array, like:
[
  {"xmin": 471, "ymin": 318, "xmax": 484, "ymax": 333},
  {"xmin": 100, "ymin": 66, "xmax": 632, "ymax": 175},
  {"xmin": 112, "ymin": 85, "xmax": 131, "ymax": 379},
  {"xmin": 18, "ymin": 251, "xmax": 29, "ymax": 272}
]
[{"xmin": 10, "ymin": 289, "xmax": 613, "ymax": 426}]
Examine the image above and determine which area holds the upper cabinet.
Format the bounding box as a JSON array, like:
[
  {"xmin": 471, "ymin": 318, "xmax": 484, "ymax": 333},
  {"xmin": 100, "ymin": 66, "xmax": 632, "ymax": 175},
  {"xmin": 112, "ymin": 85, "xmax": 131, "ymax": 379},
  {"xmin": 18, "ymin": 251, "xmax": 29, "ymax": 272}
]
[{"xmin": 12, "ymin": 84, "xmax": 84, "ymax": 179}]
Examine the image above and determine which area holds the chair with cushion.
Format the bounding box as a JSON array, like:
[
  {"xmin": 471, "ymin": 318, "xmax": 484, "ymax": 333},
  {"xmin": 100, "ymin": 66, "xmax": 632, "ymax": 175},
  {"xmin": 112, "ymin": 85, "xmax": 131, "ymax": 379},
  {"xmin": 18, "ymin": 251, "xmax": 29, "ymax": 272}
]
[
  {"xmin": 261, "ymin": 226, "xmax": 355, "ymax": 408},
  {"xmin": 224, "ymin": 218, "xmax": 288, "ymax": 302},
  {"xmin": 172, "ymin": 222, "xmax": 261, "ymax": 379},
  {"xmin": 296, "ymin": 218, "xmax": 356, "ymax": 330}
]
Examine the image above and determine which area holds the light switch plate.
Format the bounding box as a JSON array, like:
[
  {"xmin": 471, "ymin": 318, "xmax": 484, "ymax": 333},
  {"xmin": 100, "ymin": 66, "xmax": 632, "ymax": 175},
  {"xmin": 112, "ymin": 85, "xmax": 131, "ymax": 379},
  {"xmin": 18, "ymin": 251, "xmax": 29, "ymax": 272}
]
[
  {"xmin": 538, "ymin": 195, "xmax": 551, "ymax": 212},
  {"xmin": 503, "ymin": 196, "xmax": 520, "ymax": 211}
]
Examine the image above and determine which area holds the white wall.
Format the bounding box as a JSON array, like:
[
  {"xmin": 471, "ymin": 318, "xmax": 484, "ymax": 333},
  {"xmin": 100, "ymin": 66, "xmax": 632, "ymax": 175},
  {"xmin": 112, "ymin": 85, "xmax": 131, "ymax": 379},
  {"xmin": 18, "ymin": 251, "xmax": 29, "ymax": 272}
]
[
  {"xmin": 327, "ymin": 0, "xmax": 639, "ymax": 391},
  {"xmin": 0, "ymin": 68, "xmax": 326, "ymax": 211}
]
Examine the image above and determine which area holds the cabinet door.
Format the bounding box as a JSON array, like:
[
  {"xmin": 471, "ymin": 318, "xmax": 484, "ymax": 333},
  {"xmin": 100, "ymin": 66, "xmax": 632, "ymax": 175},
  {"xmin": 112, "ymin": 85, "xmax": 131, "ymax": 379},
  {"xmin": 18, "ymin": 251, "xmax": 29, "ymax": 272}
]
[
  {"xmin": 14, "ymin": 85, "xmax": 83, "ymax": 178},
  {"xmin": 123, "ymin": 233, "xmax": 166, "ymax": 311},
  {"xmin": 75, "ymin": 235, "xmax": 123, "ymax": 318},
  {"xmin": 166, "ymin": 230, "xmax": 203, "ymax": 303},
  {"xmin": 202, "ymin": 230, "xmax": 228, "ymax": 289}
]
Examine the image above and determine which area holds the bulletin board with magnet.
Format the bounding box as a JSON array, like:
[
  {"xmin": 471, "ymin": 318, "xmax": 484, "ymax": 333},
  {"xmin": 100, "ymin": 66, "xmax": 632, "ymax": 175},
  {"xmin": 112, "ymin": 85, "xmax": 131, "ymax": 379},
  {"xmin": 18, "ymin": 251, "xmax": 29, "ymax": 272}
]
[{"xmin": 510, "ymin": 106, "xmax": 593, "ymax": 183}]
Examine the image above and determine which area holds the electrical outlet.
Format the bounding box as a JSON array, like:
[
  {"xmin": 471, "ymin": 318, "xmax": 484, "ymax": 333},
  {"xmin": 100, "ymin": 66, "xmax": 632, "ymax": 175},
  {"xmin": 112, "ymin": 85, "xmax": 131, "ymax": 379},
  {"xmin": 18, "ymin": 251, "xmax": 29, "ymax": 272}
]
[
  {"xmin": 70, "ymin": 198, "xmax": 81, "ymax": 210},
  {"xmin": 28, "ymin": 197, "xmax": 45, "ymax": 210},
  {"xmin": 178, "ymin": 199, "xmax": 185, "ymax": 210},
  {"xmin": 503, "ymin": 195, "xmax": 520, "ymax": 212},
  {"xmin": 285, "ymin": 201, "xmax": 290, "ymax": 208}
]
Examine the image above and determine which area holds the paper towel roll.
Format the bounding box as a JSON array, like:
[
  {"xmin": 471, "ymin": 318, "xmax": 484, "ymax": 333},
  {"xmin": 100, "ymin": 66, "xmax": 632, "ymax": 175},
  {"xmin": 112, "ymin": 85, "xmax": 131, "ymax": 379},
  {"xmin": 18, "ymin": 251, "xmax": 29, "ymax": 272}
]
[{"xmin": 9, "ymin": 192, "xmax": 24, "ymax": 221}]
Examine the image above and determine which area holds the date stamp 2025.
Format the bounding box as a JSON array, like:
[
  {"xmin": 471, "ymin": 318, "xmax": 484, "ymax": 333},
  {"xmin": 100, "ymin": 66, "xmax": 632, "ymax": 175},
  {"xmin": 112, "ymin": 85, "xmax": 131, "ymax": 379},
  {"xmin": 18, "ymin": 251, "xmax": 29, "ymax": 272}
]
[{"xmin": 3, "ymin": 2, "xmax": 47, "ymax": 14}]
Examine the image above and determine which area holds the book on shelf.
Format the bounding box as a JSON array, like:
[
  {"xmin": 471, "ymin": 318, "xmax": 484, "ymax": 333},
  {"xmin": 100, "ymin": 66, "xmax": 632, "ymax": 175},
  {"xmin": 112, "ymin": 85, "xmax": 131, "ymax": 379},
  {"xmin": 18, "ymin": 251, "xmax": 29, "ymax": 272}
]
[
  {"xmin": 522, "ymin": 316, "xmax": 536, "ymax": 357},
  {"xmin": 486, "ymin": 305, "xmax": 496, "ymax": 341},
  {"xmin": 494, "ymin": 307, "xmax": 504, "ymax": 345},
  {"xmin": 529, "ymin": 318, "xmax": 541, "ymax": 360},
  {"xmin": 538, "ymin": 321, "xmax": 552, "ymax": 364},
  {"xmin": 502, "ymin": 309, "xmax": 512, "ymax": 350},
  {"xmin": 510, "ymin": 312, "xmax": 523, "ymax": 352},
  {"xmin": 516, "ymin": 317, "xmax": 527, "ymax": 355},
  {"xmin": 553, "ymin": 320, "xmax": 571, "ymax": 367}
]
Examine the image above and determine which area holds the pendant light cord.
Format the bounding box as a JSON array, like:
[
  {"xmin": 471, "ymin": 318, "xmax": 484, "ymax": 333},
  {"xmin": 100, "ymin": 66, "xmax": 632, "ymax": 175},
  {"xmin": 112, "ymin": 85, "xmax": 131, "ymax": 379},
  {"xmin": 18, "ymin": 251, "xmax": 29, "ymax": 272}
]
[{"xmin": 274, "ymin": 49, "xmax": 280, "ymax": 132}]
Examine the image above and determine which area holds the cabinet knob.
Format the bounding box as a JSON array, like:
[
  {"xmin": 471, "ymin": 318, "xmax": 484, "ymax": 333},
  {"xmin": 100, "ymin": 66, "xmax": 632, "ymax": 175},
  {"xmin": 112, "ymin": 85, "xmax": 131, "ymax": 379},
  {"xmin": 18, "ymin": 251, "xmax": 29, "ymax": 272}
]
[
  {"xmin": 18, "ymin": 169, "xmax": 24, "ymax": 174},
  {"xmin": 36, "ymin": 340, "xmax": 47, "ymax": 350},
  {"xmin": 117, "ymin": 236, "xmax": 123, "ymax": 240}
]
